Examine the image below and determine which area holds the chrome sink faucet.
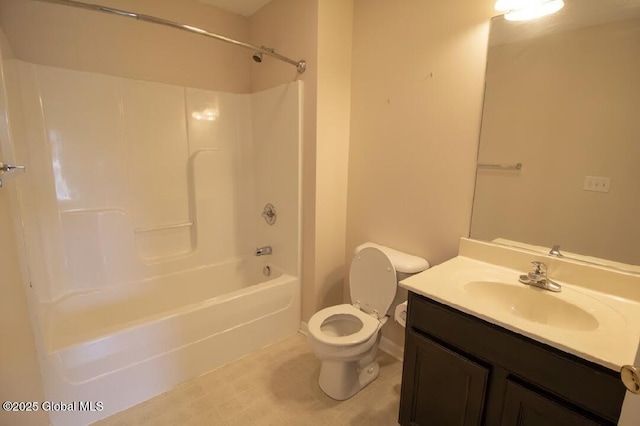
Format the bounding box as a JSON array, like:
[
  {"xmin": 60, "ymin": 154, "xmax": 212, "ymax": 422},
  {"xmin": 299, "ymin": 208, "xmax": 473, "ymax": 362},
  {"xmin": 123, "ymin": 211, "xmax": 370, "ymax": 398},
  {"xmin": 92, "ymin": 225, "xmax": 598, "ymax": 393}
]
[{"xmin": 519, "ymin": 261, "xmax": 561, "ymax": 292}]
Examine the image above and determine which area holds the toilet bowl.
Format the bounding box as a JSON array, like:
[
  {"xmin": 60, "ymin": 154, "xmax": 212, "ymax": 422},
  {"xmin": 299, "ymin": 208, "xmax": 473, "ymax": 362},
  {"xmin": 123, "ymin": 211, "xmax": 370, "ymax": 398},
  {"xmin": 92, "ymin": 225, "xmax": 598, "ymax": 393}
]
[
  {"xmin": 307, "ymin": 243, "xmax": 429, "ymax": 400},
  {"xmin": 308, "ymin": 304, "xmax": 385, "ymax": 400},
  {"xmin": 308, "ymin": 304, "xmax": 384, "ymax": 360}
]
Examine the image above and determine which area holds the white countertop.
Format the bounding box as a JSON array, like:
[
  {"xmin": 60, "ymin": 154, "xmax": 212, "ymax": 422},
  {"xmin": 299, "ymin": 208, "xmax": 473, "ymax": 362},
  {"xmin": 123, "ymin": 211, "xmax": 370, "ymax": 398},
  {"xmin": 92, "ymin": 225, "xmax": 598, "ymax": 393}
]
[{"xmin": 400, "ymin": 255, "xmax": 640, "ymax": 371}]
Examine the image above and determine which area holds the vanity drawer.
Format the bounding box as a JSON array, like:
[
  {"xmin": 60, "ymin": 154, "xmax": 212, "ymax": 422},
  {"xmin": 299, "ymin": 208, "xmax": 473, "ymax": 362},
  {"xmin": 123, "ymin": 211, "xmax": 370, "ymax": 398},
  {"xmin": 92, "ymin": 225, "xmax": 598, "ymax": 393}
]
[{"xmin": 406, "ymin": 292, "xmax": 625, "ymax": 424}]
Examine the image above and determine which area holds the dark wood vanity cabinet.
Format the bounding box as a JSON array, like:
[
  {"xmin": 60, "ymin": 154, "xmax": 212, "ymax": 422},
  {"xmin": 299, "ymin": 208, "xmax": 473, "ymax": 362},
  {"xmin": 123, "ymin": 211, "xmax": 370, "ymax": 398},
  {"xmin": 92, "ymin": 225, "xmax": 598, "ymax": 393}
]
[
  {"xmin": 399, "ymin": 292, "xmax": 626, "ymax": 426},
  {"xmin": 401, "ymin": 331, "xmax": 489, "ymax": 425},
  {"xmin": 500, "ymin": 380, "xmax": 603, "ymax": 426}
]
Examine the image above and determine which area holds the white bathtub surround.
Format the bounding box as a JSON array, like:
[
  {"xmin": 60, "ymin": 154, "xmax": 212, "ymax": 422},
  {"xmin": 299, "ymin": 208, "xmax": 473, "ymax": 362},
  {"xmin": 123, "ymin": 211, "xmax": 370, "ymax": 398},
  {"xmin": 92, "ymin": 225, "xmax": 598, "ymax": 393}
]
[
  {"xmin": 45, "ymin": 259, "xmax": 293, "ymax": 351},
  {"xmin": 3, "ymin": 60, "xmax": 302, "ymax": 425},
  {"xmin": 43, "ymin": 271, "xmax": 300, "ymax": 425},
  {"xmin": 7, "ymin": 61, "xmax": 301, "ymax": 300},
  {"xmin": 400, "ymin": 238, "xmax": 640, "ymax": 371}
]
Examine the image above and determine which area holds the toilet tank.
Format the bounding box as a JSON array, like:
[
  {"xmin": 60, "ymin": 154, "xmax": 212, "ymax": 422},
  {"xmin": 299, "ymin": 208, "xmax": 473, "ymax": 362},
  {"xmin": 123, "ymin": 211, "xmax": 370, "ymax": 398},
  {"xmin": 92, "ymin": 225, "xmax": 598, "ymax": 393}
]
[{"xmin": 354, "ymin": 242, "xmax": 430, "ymax": 315}]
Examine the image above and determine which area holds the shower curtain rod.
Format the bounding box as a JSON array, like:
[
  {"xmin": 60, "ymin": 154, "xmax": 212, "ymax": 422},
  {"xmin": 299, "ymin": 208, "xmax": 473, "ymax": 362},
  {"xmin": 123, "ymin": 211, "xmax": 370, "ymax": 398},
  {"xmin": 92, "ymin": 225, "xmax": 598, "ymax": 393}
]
[{"xmin": 33, "ymin": 0, "xmax": 307, "ymax": 73}]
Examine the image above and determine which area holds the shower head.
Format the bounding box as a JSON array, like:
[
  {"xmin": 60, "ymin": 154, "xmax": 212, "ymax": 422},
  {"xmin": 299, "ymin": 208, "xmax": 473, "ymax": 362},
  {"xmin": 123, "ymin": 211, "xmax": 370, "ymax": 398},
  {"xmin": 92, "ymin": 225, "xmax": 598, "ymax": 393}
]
[{"xmin": 252, "ymin": 46, "xmax": 274, "ymax": 64}]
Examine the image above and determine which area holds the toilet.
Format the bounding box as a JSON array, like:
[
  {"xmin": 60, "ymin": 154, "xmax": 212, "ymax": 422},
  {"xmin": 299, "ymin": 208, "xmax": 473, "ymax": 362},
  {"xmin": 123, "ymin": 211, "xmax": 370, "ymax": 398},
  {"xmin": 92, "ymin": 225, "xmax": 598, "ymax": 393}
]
[{"xmin": 307, "ymin": 242, "xmax": 429, "ymax": 400}]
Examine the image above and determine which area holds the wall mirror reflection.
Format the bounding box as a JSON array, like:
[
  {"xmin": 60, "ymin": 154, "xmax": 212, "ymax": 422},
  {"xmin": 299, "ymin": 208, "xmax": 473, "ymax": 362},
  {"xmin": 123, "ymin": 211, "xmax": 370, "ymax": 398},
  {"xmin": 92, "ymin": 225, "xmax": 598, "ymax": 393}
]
[{"xmin": 471, "ymin": 0, "xmax": 640, "ymax": 270}]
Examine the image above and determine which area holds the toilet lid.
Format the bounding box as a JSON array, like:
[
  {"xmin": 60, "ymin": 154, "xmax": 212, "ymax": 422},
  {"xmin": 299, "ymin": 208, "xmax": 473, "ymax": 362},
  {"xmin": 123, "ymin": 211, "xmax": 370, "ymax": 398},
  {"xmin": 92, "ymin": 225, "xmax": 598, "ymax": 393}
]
[{"xmin": 349, "ymin": 247, "xmax": 397, "ymax": 317}]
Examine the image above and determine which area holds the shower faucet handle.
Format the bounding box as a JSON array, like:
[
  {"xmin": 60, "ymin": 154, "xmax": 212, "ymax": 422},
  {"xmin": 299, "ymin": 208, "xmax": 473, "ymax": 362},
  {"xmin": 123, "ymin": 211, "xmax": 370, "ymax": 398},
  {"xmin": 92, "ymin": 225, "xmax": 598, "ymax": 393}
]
[{"xmin": 261, "ymin": 204, "xmax": 277, "ymax": 225}]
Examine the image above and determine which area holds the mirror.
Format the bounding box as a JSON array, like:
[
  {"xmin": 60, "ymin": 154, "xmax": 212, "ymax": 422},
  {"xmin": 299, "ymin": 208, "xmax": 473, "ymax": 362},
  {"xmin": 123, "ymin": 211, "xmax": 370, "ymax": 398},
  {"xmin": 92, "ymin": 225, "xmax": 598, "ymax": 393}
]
[{"xmin": 471, "ymin": 0, "xmax": 640, "ymax": 271}]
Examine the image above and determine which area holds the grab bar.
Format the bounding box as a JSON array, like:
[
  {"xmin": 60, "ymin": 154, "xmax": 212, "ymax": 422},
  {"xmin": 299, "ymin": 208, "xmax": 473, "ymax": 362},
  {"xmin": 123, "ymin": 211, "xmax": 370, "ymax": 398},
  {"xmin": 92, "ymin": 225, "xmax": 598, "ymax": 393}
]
[
  {"xmin": 0, "ymin": 162, "xmax": 26, "ymax": 188},
  {"xmin": 477, "ymin": 162, "xmax": 522, "ymax": 171}
]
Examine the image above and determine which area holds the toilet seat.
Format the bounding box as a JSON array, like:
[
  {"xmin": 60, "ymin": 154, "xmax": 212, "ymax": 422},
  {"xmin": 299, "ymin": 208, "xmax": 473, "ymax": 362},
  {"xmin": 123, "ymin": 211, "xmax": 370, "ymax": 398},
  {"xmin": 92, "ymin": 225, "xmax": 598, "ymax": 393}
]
[{"xmin": 308, "ymin": 304, "xmax": 381, "ymax": 346}]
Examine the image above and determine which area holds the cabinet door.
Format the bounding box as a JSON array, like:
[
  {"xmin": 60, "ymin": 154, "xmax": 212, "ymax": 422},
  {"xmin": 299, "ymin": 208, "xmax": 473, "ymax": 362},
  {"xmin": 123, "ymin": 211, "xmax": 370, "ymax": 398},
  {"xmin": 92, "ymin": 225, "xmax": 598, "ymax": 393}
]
[
  {"xmin": 400, "ymin": 330, "xmax": 489, "ymax": 426},
  {"xmin": 501, "ymin": 380, "xmax": 604, "ymax": 426}
]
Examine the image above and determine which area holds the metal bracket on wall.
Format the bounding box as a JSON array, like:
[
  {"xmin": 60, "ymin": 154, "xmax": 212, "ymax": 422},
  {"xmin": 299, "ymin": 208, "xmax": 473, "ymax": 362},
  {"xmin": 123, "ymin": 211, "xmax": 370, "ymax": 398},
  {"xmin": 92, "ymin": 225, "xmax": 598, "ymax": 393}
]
[
  {"xmin": 477, "ymin": 162, "xmax": 522, "ymax": 171},
  {"xmin": 0, "ymin": 162, "xmax": 26, "ymax": 188}
]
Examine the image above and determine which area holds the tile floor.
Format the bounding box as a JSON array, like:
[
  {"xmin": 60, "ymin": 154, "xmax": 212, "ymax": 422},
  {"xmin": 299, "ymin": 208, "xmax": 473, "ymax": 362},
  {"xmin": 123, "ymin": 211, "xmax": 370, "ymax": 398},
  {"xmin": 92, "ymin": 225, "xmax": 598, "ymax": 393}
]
[{"xmin": 94, "ymin": 332, "xmax": 403, "ymax": 426}]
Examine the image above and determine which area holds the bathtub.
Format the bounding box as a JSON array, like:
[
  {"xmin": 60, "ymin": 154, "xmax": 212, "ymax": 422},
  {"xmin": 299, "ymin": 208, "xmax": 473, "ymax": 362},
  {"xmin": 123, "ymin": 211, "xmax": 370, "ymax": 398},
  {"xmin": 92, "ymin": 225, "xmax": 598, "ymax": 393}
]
[{"xmin": 38, "ymin": 257, "xmax": 300, "ymax": 425}]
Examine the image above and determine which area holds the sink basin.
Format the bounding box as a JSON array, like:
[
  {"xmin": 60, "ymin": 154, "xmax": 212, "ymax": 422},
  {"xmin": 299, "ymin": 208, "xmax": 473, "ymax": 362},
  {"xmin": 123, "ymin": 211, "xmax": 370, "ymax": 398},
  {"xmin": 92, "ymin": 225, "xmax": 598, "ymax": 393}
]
[{"xmin": 463, "ymin": 281, "xmax": 621, "ymax": 331}]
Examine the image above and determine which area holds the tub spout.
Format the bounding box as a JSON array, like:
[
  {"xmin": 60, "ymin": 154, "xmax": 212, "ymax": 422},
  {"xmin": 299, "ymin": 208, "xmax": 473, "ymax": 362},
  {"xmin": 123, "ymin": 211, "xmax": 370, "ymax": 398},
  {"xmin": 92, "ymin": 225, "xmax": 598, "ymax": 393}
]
[{"xmin": 255, "ymin": 246, "xmax": 272, "ymax": 256}]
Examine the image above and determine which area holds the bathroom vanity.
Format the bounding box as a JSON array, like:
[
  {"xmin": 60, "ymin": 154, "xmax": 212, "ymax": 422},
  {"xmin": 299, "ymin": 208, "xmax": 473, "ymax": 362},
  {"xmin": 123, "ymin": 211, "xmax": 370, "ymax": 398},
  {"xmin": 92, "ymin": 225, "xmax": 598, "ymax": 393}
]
[
  {"xmin": 399, "ymin": 293, "xmax": 625, "ymax": 425},
  {"xmin": 398, "ymin": 239, "xmax": 640, "ymax": 426}
]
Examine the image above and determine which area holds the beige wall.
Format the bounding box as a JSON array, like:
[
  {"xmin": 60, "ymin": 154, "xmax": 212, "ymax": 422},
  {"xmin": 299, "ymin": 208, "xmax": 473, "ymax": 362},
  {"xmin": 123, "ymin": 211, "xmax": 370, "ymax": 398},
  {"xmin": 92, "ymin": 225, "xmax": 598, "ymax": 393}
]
[
  {"xmin": 346, "ymin": 0, "xmax": 496, "ymax": 345},
  {"xmin": 313, "ymin": 0, "xmax": 353, "ymax": 315},
  {"xmin": 472, "ymin": 18, "xmax": 640, "ymax": 266},
  {"xmin": 0, "ymin": 0, "xmax": 251, "ymax": 92}
]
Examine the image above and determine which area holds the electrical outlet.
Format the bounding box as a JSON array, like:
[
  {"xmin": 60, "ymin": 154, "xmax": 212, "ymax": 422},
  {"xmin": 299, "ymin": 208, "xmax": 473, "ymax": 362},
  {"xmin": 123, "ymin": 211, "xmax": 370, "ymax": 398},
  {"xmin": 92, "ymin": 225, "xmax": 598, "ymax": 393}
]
[{"xmin": 583, "ymin": 176, "xmax": 611, "ymax": 193}]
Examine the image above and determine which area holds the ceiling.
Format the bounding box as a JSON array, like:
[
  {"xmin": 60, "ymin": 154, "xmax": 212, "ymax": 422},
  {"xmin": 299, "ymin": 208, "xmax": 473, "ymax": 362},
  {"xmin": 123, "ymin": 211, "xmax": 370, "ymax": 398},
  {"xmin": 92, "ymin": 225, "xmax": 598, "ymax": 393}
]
[{"xmin": 195, "ymin": 0, "xmax": 272, "ymax": 17}]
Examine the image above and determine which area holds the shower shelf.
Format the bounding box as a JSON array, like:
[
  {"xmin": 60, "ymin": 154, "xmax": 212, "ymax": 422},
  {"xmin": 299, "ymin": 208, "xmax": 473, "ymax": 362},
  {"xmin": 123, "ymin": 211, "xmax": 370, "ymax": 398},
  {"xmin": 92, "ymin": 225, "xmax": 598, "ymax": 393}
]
[{"xmin": 135, "ymin": 221, "xmax": 194, "ymax": 233}]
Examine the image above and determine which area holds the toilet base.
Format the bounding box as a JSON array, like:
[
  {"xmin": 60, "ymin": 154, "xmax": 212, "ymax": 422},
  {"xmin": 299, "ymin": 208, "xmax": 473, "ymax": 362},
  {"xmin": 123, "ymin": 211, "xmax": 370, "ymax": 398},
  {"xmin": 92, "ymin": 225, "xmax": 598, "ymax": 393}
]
[{"xmin": 318, "ymin": 359, "xmax": 380, "ymax": 400}]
